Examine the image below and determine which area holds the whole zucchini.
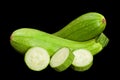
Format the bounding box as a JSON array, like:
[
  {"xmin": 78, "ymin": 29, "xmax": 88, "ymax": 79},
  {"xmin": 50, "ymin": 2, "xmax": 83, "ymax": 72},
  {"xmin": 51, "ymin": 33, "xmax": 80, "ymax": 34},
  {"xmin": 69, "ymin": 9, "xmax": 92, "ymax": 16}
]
[
  {"xmin": 10, "ymin": 28, "xmax": 102, "ymax": 56},
  {"xmin": 53, "ymin": 12, "xmax": 106, "ymax": 41}
]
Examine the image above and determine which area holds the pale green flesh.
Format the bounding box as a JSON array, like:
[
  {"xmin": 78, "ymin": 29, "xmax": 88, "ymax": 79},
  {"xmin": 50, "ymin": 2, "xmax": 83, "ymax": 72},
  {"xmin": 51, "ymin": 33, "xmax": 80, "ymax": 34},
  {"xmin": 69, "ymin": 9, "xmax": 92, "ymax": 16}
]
[
  {"xmin": 50, "ymin": 48, "xmax": 69, "ymax": 67},
  {"xmin": 72, "ymin": 49, "xmax": 93, "ymax": 71},
  {"xmin": 10, "ymin": 28, "xmax": 102, "ymax": 56},
  {"xmin": 72, "ymin": 62, "xmax": 93, "ymax": 71},
  {"xmin": 50, "ymin": 47, "xmax": 74, "ymax": 72},
  {"xmin": 24, "ymin": 47, "xmax": 50, "ymax": 71}
]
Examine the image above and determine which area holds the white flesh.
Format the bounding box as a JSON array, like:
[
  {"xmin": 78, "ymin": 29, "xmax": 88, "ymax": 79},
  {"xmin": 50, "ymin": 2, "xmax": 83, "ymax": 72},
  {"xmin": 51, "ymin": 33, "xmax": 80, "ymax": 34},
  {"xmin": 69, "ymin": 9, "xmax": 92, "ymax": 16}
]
[
  {"xmin": 24, "ymin": 47, "xmax": 50, "ymax": 71},
  {"xmin": 72, "ymin": 49, "xmax": 93, "ymax": 67},
  {"xmin": 50, "ymin": 47, "xmax": 69, "ymax": 67}
]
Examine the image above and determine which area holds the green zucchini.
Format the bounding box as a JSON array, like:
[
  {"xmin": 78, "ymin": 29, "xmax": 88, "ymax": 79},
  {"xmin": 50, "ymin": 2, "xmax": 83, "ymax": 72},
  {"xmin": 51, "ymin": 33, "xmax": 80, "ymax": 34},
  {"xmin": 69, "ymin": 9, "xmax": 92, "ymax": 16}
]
[
  {"xmin": 24, "ymin": 47, "xmax": 50, "ymax": 71},
  {"xmin": 72, "ymin": 49, "xmax": 93, "ymax": 71},
  {"xmin": 10, "ymin": 28, "xmax": 102, "ymax": 56},
  {"xmin": 50, "ymin": 47, "xmax": 74, "ymax": 72},
  {"xmin": 96, "ymin": 33, "xmax": 109, "ymax": 48},
  {"xmin": 53, "ymin": 12, "xmax": 106, "ymax": 41}
]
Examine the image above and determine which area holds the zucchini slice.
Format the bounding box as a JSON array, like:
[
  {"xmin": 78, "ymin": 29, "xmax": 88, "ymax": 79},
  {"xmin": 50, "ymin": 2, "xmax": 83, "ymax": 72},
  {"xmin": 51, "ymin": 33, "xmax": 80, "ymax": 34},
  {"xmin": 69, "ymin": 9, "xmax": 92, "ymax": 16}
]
[
  {"xmin": 24, "ymin": 47, "xmax": 50, "ymax": 71},
  {"xmin": 50, "ymin": 47, "xmax": 74, "ymax": 72},
  {"xmin": 72, "ymin": 49, "xmax": 93, "ymax": 71}
]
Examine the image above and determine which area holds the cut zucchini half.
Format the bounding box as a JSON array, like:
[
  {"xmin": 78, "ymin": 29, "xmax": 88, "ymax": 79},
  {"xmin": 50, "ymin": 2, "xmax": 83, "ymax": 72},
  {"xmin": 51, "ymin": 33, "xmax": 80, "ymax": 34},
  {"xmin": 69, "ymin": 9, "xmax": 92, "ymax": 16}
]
[
  {"xmin": 50, "ymin": 47, "xmax": 74, "ymax": 72},
  {"xmin": 24, "ymin": 47, "xmax": 50, "ymax": 71},
  {"xmin": 96, "ymin": 33, "xmax": 109, "ymax": 48},
  {"xmin": 72, "ymin": 49, "xmax": 93, "ymax": 71}
]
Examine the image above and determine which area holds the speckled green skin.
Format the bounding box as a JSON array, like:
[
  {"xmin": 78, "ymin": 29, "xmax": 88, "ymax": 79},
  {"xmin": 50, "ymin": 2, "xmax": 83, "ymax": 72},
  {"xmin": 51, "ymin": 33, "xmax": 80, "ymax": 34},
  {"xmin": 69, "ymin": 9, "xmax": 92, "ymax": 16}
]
[
  {"xmin": 10, "ymin": 28, "xmax": 102, "ymax": 56},
  {"xmin": 54, "ymin": 12, "xmax": 106, "ymax": 41}
]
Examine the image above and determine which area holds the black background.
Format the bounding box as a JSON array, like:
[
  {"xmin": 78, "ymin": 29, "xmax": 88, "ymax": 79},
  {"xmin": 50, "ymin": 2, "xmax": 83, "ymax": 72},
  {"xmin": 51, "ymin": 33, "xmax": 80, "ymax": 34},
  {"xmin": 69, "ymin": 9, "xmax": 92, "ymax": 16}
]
[{"xmin": 1, "ymin": 0, "xmax": 117, "ymax": 80}]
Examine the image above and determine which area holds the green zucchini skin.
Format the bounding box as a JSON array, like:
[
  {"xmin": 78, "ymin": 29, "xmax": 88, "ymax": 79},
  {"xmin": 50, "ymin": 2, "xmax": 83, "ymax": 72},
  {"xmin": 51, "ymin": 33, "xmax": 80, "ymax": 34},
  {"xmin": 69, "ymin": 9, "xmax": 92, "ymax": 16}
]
[
  {"xmin": 96, "ymin": 33, "xmax": 109, "ymax": 48},
  {"xmin": 53, "ymin": 12, "xmax": 106, "ymax": 41},
  {"xmin": 10, "ymin": 28, "xmax": 102, "ymax": 56}
]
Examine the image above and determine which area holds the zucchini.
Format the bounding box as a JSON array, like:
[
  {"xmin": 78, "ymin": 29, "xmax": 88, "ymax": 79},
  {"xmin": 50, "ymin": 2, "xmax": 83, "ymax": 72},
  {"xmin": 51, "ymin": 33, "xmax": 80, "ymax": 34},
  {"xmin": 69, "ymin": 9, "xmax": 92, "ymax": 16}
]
[
  {"xmin": 50, "ymin": 47, "xmax": 74, "ymax": 72},
  {"xmin": 24, "ymin": 47, "xmax": 50, "ymax": 71},
  {"xmin": 24, "ymin": 47, "xmax": 92, "ymax": 72},
  {"xmin": 53, "ymin": 12, "xmax": 106, "ymax": 41},
  {"xmin": 72, "ymin": 49, "xmax": 93, "ymax": 71},
  {"xmin": 96, "ymin": 33, "xmax": 109, "ymax": 48},
  {"xmin": 10, "ymin": 28, "xmax": 102, "ymax": 56}
]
